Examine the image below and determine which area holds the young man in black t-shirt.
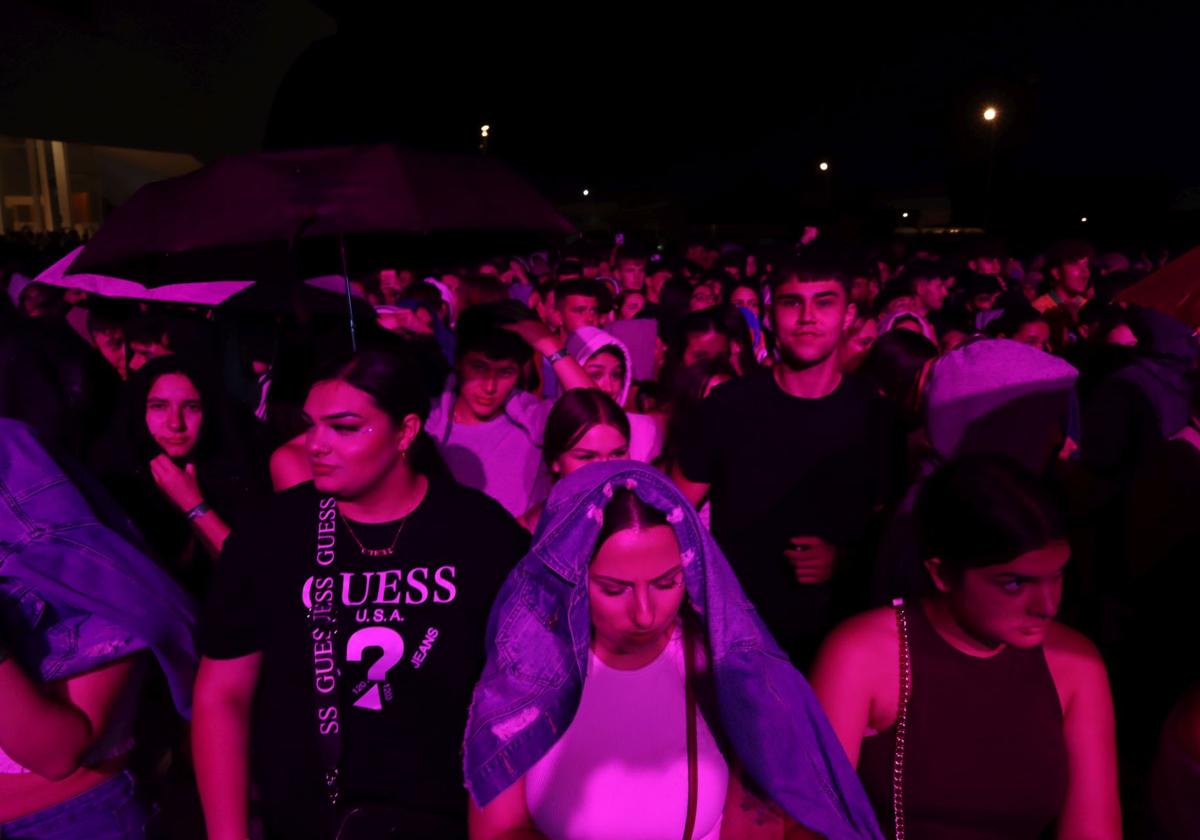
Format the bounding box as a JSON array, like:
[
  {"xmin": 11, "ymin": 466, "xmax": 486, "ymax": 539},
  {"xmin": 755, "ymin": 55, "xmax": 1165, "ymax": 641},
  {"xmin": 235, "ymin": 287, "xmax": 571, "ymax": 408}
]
[
  {"xmin": 673, "ymin": 262, "xmax": 899, "ymax": 667},
  {"xmin": 193, "ymin": 351, "xmax": 528, "ymax": 840}
]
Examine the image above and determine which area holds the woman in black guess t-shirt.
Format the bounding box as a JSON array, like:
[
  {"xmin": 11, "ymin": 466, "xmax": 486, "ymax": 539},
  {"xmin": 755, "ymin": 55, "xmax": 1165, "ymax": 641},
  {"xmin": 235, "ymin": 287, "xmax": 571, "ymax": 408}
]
[{"xmin": 193, "ymin": 349, "xmax": 528, "ymax": 840}]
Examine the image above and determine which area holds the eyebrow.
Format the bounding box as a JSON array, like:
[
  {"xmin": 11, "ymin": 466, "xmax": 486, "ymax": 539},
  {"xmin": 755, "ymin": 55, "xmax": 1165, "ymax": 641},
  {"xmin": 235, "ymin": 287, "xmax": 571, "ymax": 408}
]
[
  {"xmin": 304, "ymin": 411, "xmax": 365, "ymax": 422},
  {"xmin": 592, "ymin": 564, "xmax": 683, "ymax": 587},
  {"xmin": 993, "ymin": 566, "xmax": 1067, "ymax": 582}
]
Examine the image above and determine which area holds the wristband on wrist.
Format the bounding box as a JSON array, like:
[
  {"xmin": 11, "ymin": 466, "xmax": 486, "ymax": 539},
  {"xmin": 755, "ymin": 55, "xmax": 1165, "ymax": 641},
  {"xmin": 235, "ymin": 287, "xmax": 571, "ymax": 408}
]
[
  {"xmin": 186, "ymin": 501, "xmax": 211, "ymax": 522},
  {"xmin": 545, "ymin": 347, "xmax": 570, "ymax": 365}
]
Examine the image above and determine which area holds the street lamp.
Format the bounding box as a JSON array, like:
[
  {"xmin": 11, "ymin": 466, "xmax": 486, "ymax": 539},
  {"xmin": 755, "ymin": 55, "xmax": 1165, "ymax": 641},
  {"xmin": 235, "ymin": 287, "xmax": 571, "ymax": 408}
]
[
  {"xmin": 582, "ymin": 188, "xmax": 590, "ymax": 197},
  {"xmin": 1081, "ymin": 216, "xmax": 1088, "ymax": 223},
  {"xmin": 901, "ymin": 211, "xmax": 910, "ymax": 219},
  {"xmin": 981, "ymin": 106, "xmax": 998, "ymax": 227},
  {"xmin": 817, "ymin": 161, "xmax": 832, "ymax": 207},
  {"xmin": 479, "ymin": 124, "xmax": 491, "ymax": 152}
]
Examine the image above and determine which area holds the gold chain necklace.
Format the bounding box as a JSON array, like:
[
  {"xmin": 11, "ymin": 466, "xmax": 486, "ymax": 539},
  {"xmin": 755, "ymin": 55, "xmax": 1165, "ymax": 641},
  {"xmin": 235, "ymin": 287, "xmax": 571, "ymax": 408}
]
[{"xmin": 338, "ymin": 511, "xmax": 406, "ymax": 558}]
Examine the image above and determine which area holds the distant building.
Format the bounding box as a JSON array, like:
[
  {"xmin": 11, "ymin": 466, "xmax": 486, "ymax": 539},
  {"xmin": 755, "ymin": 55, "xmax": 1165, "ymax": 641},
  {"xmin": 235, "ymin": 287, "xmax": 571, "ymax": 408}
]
[{"xmin": 0, "ymin": 136, "xmax": 200, "ymax": 235}]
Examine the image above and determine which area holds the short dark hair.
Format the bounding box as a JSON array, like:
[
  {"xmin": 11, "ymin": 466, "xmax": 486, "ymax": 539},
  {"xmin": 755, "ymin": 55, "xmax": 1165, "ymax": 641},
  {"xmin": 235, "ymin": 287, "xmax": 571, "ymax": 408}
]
[
  {"xmin": 987, "ymin": 304, "xmax": 1047, "ymax": 339},
  {"xmin": 454, "ymin": 302, "xmax": 534, "ymax": 365},
  {"xmin": 614, "ymin": 245, "xmax": 649, "ymax": 265},
  {"xmin": 1046, "ymin": 240, "xmax": 1095, "ymax": 269},
  {"xmin": 543, "ymin": 389, "xmax": 630, "ymax": 467},
  {"xmin": 457, "ymin": 274, "xmax": 508, "ymax": 310},
  {"xmin": 126, "ymin": 314, "xmax": 170, "ymax": 347},
  {"xmin": 917, "ymin": 455, "xmax": 1064, "ymax": 574},
  {"xmin": 555, "ymin": 279, "xmax": 605, "ymax": 306},
  {"xmin": 904, "ymin": 259, "xmax": 944, "ymax": 285},
  {"xmin": 86, "ymin": 300, "xmax": 136, "ymax": 336},
  {"xmin": 556, "ymin": 259, "xmax": 584, "ymax": 280},
  {"xmin": 398, "ymin": 281, "xmax": 445, "ymax": 312},
  {"xmin": 767, "ymin": 260, "xmax": 852, "ymax": 297}
]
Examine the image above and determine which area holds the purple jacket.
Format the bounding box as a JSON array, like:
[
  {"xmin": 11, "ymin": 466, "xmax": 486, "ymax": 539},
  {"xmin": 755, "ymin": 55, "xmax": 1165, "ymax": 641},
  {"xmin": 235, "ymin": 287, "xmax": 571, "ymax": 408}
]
[{"xmin": 0, "ymin": 419, "xmax": 196, "ymax": 715}]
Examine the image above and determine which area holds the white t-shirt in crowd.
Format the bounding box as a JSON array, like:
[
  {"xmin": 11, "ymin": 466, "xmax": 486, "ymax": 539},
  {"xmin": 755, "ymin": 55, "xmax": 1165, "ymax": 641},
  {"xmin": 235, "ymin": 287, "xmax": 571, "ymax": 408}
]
[{"xmin": 525, "ymin": 626, "xmax": 729, "ymax": 840}]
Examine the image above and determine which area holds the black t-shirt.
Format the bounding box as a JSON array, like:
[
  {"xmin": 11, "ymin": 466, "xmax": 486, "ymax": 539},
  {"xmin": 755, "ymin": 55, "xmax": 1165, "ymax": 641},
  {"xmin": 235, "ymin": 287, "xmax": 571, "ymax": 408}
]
[
  {"xmin": 200, "ymin": 476, "xmax": 529, "ymax": 840},
  {"xmin": 678, "ymin": 368, "xmax": 899, "ymax": 653}
]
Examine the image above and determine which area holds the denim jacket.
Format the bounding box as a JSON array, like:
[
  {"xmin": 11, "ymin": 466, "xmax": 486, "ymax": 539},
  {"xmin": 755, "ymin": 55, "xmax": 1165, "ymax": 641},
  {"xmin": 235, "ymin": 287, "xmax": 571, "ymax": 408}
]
[
  {"xmin": 0, "ymin": 419, "xmax": 197, "ymax": 715},
  {"xmin": 464, "ymin": 461, "xmax": 883, "ymax": 840}
]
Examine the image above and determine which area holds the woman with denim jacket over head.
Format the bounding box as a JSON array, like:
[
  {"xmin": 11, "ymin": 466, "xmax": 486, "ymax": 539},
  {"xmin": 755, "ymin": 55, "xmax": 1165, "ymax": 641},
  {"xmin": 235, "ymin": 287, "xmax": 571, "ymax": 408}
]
[{"xmin": 466, "ymin": 462, "xmax": 883, "ymax": 840}]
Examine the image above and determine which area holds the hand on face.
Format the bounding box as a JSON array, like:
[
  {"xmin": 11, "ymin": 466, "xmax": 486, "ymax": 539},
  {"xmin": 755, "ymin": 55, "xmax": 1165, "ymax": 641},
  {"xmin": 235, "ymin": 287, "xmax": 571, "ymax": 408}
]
[{"xmin": 150, "ymin": 456, "xmax": 204, "ymax": 513}]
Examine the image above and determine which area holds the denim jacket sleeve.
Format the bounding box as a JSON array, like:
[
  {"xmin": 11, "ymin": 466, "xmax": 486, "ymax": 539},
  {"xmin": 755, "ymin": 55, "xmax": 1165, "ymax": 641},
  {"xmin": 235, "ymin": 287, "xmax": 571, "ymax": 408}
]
[{"xmin": 0, "ymin": 420, "xmax": 197, "ymax": 716}]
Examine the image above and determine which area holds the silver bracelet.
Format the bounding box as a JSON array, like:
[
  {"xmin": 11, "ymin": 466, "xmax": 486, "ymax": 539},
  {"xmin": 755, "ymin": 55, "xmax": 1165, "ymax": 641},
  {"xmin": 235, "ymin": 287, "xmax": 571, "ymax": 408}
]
[{"xmin": 186, "ymin": 501, "xmax": 211, "ymax": 522}]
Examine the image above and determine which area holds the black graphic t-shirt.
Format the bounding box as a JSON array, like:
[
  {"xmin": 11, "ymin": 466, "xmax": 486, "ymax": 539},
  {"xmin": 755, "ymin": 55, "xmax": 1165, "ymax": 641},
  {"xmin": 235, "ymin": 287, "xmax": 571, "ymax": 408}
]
[{"xmin": 200, "ymin": 476, "xmax": 529, "ymax": 840}]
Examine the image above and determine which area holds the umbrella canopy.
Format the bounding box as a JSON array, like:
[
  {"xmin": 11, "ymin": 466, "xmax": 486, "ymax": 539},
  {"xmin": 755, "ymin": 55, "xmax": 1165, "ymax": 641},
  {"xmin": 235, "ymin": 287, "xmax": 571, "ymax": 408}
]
[
  {"xmin": 38, "ymin": 249, "xmax": 371, "ymax": 317},
  {"xmin": 36, "ymin": 247, "xmax": 255, "ymax": 306},
  {"xmin": 1117, "ymin": 246, "xmax": 1200, "ymax": 329},
  {"xmin": 68, "ymin": 144, "xmax": 575, "ymax": 286}
]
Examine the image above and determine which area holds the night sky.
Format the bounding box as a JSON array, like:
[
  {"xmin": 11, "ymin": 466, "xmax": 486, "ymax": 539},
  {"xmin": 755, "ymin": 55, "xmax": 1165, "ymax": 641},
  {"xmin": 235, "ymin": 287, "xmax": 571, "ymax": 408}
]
[{"xmin": 3, "ymin": 3, "xmax": 1198, "ymax": 240}]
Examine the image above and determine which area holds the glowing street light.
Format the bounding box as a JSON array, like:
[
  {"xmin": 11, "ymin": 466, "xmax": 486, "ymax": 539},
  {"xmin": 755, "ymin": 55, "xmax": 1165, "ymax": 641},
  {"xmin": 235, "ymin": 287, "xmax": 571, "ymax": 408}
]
[
  {"xmin": 582, "ymin": 188, "xmax": 590, "ymax": 197},
  {"xmin": 901, "ymin": 211, "xmax": 910, "ymax": 219},
  {"xmin": 818, "ymin": 161, "xmax": 830, "ymax": 172},
  {"xmin": 480, "ymin": 124, "xmax": 490, "ymax": 137},
  {"xmin": 1081, "ymin": 216, "xmax": 1088, "ymax": 223},
  {"xmin": 981, "ymin": 106, "xmax": 1000, "ymax": 227}
]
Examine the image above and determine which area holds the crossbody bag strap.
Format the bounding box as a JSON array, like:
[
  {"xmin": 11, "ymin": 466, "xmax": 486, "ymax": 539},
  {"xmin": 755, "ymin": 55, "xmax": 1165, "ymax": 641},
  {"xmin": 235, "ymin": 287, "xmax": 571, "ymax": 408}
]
[
  {"xmin": 891, "ymin": 598, "xmax": 913, "ymax": 840},
  {"xmin": 683, "ymin": 620, "xmax": 699, "ymax": 840},
  {"xmin": 309, "ymin": 498, "xmax": 344, "ymax": 820}
]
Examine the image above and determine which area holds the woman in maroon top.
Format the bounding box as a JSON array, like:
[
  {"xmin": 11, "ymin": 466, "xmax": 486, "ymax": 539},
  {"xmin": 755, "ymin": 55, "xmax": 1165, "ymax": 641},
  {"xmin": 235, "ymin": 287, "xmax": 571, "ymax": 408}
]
[{"xmin": 811, "ymin": 456, "xmax": 1120, "ymax": 840}]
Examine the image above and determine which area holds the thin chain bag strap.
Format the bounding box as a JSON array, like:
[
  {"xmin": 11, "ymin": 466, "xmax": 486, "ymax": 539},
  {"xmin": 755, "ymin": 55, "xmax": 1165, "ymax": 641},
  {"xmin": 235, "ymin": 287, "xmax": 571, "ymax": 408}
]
[
  {"xmin": 682, "ymin": 619, "xmax": 699, "ymax": 840},
  {"xmin": 891, "ymin": 598, "xmax": 913, "ymax": 840}
]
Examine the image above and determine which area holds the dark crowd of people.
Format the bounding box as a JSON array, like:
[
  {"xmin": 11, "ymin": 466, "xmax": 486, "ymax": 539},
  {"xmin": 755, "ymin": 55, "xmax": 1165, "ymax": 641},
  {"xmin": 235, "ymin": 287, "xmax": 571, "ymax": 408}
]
[{"xmin": 0, "ymin": 226, "xmax": 1197, "ymax": 840}]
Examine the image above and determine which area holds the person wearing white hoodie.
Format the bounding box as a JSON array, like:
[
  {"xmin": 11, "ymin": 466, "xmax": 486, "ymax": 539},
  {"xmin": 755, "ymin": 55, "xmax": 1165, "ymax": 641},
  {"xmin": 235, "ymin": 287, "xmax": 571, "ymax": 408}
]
[{"xmin": 566, "ymin": 325, "xmax": 664, "ymax": 463}]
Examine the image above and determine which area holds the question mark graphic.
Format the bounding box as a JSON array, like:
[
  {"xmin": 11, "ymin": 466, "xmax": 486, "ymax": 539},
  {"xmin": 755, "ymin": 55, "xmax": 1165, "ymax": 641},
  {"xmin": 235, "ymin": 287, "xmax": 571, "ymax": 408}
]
[{"xmin": 345, "ymin": 627, "xmax": 404, "ymax": 711}]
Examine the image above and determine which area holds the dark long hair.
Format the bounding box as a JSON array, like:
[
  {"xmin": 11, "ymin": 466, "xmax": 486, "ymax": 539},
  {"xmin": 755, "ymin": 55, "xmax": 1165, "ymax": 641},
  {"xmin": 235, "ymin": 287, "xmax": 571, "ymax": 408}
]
[
  {"xmin": 857, "ymin": 328, "xmax": 938, "ymax": 418},
  {"xmin": 89, "ymin": 353, "xmax": 267, "ymax": 585},
  {"xmin": 95, "ymin": 354, "xmax": 260, "ymax": 478},
  {"xmin": 917, "ymin": 455, "xmax": 1065, "ymax": 576},
  {"xmin": 543, "ymin": 389, "xmax": 630, "ymax": 468},
  {"xmin": 314, "ymin": 348, "xmax": 443, "ymax": 476}
]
